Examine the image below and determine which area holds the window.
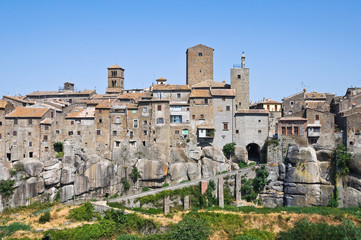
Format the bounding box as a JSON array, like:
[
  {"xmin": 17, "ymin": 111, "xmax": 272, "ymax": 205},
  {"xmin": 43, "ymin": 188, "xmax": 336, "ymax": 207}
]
[
  {"xmin": 223, "ymin": 123, "xmax": 229, "ymax": 131},
  {"xmin": 170, "ymin": 115, "xmax": 182, "ymax": 123},
  {"xmin": 314, "ymin": 127, "xmax": 320, "ymax": 132},
  {"xmin": 13, "ymin": 131, "xmax": 17, "ymax": 136},
  {"xmin": 200, "ymin": 114, "xmax": 204, "ymax": 119},
  {"xmin": 175, "ymin": 130, "xmax": 179, "ymax": 134},
  {"xmin": 198, "ymin": 52, "xmax": 202, "ymax": 57},
  {"xmin": 187, "ymin": 107, "xmax": 189, "ymax": 111},
  {"xmin": 350, "ymin": 141, "xmax": 354, "ymax": 146},
  {"xmin": 51, "ymin": 111, "xmax": 54, "ymax": 118},
  {"xmin": 96, "ymin": 130, "xmax": 101, "ymax": 135},
  {"xmin": 311, "ymin": 138, "xmax": 318, "ymax": 144},
  {"xmin": 294, "ymin": 126, "xmax": 299, "ymax": 135},
  {"xmin": 71, "ymin": 120, "xmax": 74, "ymax": 125},
  {"xmin": 56, "ymin": 130, "xmax": 60, "ymax": 135},
  {"xmin": 14, "ymin": 119, "xmax": 18, "ymax": 125},
  {"xmin": 132, "ymin": 110, "xmax": 137, "ymax": 114},
  {"xmin": 204, "ymin": 99, "xmax": 208, "ymax": 104},
  {"xmin": 226, "ymin": 106, "xmax": 230, "ymax": 111},
  {"xmin": 133, "ymin": 119, "xmax": 138, "ymax": 128},
  {"xmin": 258, "ymin": 130, "xmax": 262, "ymax": 133},
  {"xmin": 237, "ymin": 74, "xmax": 241, "ymax": 79},
  {"xmin": 113, "ymin": 131, "xmax": 117, "ymax": 136},
  {"xmin": 222, "ymin": 97, "xmax": 226, "ymax": 101},
  {"xmin": 282, "ymin": 127, "xmax": 286, "ymax": 135},
  {"xmin": 287, "ymin": 127, "xmax": 292, "ymax": 135},
  {"xmin": 0, "ymin": 121, "xmax": 2, "ymax": 126},
  {"xmin": 288, "ymin": 110, "xmax": 293, "ymax": 115},
  {"xmin": 315, "ymin": 115, "xmax": 320, "ymax": 121},
  {"xmin": 143, "ymin": 130, "xmax": 147, "ymax": 136},
  {"xmin": 45, "ymin": 147, "xmax": 49, "ymax": 152},
  {"xmin": 43, "ymin": 135, "xmax": 48, "ymax": 141},
  {"xmin": 143, "ymin": 141, "xmax": 146, "ymax": 146},
  {"xmin": 29, "ymin": 142, "xmax": 32, "ymax": 147},
  {"xmin": 99, "ymin": 118, "xmax": 102, "ymax": 123},
  {"xmin": 69, "ymin": 131, "xmax": 73, "ymax": 136},
  {"xmin": 143, "ymin": 107, "xmax": 148, "ymax": 113},
  {"xmin": 192, "ymin": 115, "xmax": 195, "ymax": 120},
  {"xmin": 45, "ymin": 125, "xmax": 49, "ymax": 130},
  {"xmin": 29, "ymin": 152, "xmax": 33, "ymax": 158},
  {"xmin": 130, "ymin": 131, "xmax": 134, "ymax": 139},
  {"xmin": 290, "ymin": 101, "xmax": 294, "ymax": 106},
  {"xmin": 69, "ymin": 99, "xmax": 72, "ymax": 103},
  {"xmin": 111, "ymin": 71, "xmax": 117, "ymax": 77},
  {"xmin": 236, "ymin": 130, "xmax": 239, "ymax": 134},
  {"xmin": 157, "ymin": 118, "xmax": 164, "ymax": 124},
  {"xmin": 28, "ymin": 119, "xmax": 32, "ymax": 125},
  {"xmin": 356, "ymin": 129, "xmax": 361, "ymax": 135},
  {"xmin": 116, "ymin": 117, "xmax": 120, "ymax": 124},
  {"xmin": 157, "ymin": 105, "xmax": 162, "ymax": 111},
  {"xmin": 182, "ymin": 129, "xmax": 189, "ymax": 135},
  {"xmin": 170, "ymin": 106, "xmax": 182, "ymax": 112},
  {"xmin": 99, "ymin": 109, "xmax": 103, "ymax": 114},
  {"xmin": 77, "ymin": 131, "xmax": 81, "ymax": 135},
  {"xmin": 115, "ymin": 141, "xmax": 120, "ymax": 147},
  {"xmin": 177, "ymin": 93, "xmax": 181, "ymax": 99},
  {"xmin": 157, "ymin": 92, "xmax": 163, "ymax": 99}
]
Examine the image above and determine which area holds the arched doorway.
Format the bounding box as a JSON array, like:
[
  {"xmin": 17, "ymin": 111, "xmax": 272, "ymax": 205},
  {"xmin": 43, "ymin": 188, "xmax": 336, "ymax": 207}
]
[{"xmin": 246, "ymin": 143, "xmax": 260, "ymax": 162}]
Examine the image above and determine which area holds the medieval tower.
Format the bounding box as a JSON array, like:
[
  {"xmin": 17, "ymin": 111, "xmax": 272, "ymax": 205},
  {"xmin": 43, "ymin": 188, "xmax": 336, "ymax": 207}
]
[
  {"xmin": 231, "ymin": 53, "xmax": 249, "ymax": 110},
  {"xmin": 107, "ymin": 64, "xmax": 124, "ymax": 94},
  {"xmin": 186, "ymin": 44, "xmax": 214, "ymax": 86}
]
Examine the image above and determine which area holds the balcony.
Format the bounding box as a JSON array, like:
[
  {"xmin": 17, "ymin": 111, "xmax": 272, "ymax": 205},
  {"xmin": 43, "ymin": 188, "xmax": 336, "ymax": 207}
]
[{"xmin": 307, "ymin": 125, "xmax": 321, "ymax": 137}]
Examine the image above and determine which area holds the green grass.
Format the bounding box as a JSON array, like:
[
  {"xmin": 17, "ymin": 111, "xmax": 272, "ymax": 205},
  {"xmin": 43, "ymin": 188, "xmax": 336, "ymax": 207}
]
[
  {"xmin": 2, "ymin": 201, "xmax": 55, "ymax": 215},
  {"xmin": 0, "ymin": 222, "xmax": 31, "ymax": 239}
]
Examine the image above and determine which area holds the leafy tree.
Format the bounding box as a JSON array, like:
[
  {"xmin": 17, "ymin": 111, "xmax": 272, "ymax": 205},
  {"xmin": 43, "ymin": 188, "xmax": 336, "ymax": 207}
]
[
  {"xmin": 223, "ymin": 142, "xmax": 236, "ymax": 157},
  {"xmin": 171, "ymin": 215, "xmax": 212, "ymax": 240},
  {"xmin": 0, "ymin": 179, "xmax": 15, "ymax": 198},
  {"xmin": 39, "ymin": 211, "xmax": 51, "ymax": 224},
  {"xmin": 253, "ymin": 165, "xmax": 270, "ymax": 193},
  {"xmin": 121, "ymin": 177, "xmax": 130, "ymax": 192},
  {"xmin": 129, "ymin": 166, "xmax": 140, "ymax": 183},
  {"xmin": 53, "ymin": 142, "xmax": 64, "ymax": 152},
  {"xmin": 335, "ymin": 144, "xmax": 352, "ymax": 176}
]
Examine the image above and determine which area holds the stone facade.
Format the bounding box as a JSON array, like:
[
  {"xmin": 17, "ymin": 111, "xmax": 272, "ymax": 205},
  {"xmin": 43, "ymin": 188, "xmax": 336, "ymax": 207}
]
[{"xmin": 186, "ymin": 44, "xmax": 213, "ymax": 86}]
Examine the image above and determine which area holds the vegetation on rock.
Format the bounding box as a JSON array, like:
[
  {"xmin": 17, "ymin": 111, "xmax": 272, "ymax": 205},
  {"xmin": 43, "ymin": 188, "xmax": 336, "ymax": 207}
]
[
  {"xmin": 0, "ymin": 179, "xmax": 15, "ymax": 198},
  {"xmin": 223, "ymin": 142, "xmax": 236, "ymax": 157}
]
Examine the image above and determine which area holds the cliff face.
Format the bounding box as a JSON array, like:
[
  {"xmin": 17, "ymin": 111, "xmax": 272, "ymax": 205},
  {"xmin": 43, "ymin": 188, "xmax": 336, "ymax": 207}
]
[{"xmin": 1, "ymin": 139, "xmax": 360, "ymax": 211}]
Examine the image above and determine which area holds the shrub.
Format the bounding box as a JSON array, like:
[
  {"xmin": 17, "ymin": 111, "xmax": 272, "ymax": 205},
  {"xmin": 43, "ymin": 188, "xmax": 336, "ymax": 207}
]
[
  {"xmin": 104, "ymin": 209, "xmax": 126, "ymax": 224},
  {"xmin": 0, "ymin": 179, "xmax": 15, "ymax": 198},
  {"xmin": 335, "ymin": 144, "xmax": 352, "ymax": 176},
  {"xmin": 56, "ymin": 151, "xmax": 64, "ymax": 158},
  {"xmin": 39, "ymin": 211, "xmax": 51, "ymax": 224},
  {"xmin": 116, "ymin": 235, "xmax": 140, "ymax": 240},
  {"xmin": 171, "ymin": 215, "xmax": 212, "ymax": 240},
  {"xmin": 328, "ymin": 186, "xmax": 339, "ymax": 208},
  {"xmin": 129, "ymin": 166, "xmax": 140, "ymax": 183},
  {"xmin": 9, "ymin": 163, "xmax": 25, "ymax": 177},
  {"xmin": 68, "ymin": 202, "xmax": 96, "ymax": 221},
  {"xmin": 241, "ymin": 166, "xmax": 269, "ymax": 202},
  {"xmin": 233, "ymin": 229, "xmax": 275, "ymax": 240},
  {"xmin": 0, "ymin": 222, "xmax": 31, "ymax": 238},
  {"xmin": 223, "ymin": 142, "xmax": 236, "ymax": 157},
  {"xmin": 121, "ymin": 177, "xmax": 130, "ymax": 192},
  {"xmin": 142, "ymin": 187, "xmax": 150, "ymax": 192},
  {"xmin": 162, "ymin": 183, "xmax": 169, "ymax": 188},
  {"xmin": 53, "ymin": 142, "xmax": 64, "ymax": 152}
]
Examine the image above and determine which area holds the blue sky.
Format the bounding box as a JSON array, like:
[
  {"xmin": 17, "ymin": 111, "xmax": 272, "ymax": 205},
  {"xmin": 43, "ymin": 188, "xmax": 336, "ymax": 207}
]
[{"xmin": 0, "ymin": 0, "xmax": 360, "ymax": 102}]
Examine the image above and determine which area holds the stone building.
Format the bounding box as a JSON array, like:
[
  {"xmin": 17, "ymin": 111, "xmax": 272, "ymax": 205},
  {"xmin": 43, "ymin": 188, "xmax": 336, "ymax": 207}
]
[
  {"xmin": 0, "ymin": 100, "xmax": 15, "ymax": 160},
  {"xmin": 278, "ymin": 117, "xmax": 307, "ymax": 138},
  {"xmin": 3, "ymin": 95, "xmax": 34, "ymax": 108},
  {"xmin": 106, "ymin": 65, "xmax": 125, "ymax": 95},
  {"xmin": 186, "ymin": 44, "xmax": 213, "ymax": 86},
  {"xmin": 231, "ymin": 54, "xmax": 249, "ymax": 110}
]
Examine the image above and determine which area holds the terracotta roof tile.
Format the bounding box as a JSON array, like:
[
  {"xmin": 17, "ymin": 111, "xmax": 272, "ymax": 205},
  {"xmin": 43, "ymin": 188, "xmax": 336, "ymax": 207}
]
[
  {"xmin": 210, "ymin": 89, "xmax": 236, "ymax": 96},
  {"xmin": 95, "ymin": 100, "xmax": 116, "ymax": 109},
  {"xmin": 0, "ymin": 100, "xmax": 9, "ymax": 109},
  {"xmin": 4, "ymin": 95, "xmax": 34, "ymax": 104},
  {"xmin": 192, "ymin": 80, "xmax": 225, "ymax": 88},
  {"xmin": 106, "ymin": 88, "xmax": 124, "ymax": 94},
  {"xmin": 66, "ymin": 107, "xmax": 95, "ymax": 119},
  {"xmin": 304, "ymin": 92, "xmax": 326, "ymax": 100},
  {"xmin": 263, "ymin": 100, "xmax": 281, "ymax": 104},
  {"xmin": 118, "ymin": 92, "xmax": 146, "ymax": 100},
  {"xmin": 40, "ymin": 118, "xmax": 54, "ymax": 125},
  {"xmin": 6, "ymin": 106, "xmax": 49, "ymax": 118},
  {"xmin": 189, "ymin": 90, "xmax": 211, "ymax": 98},
  {"xmin": 153, "ymin": 84, "xmax": 191, "ymax": 91},
  {"xmin": 107, "ymin": 64, "xmax": 124, "ymax": 70},
  {"xmin": 27, "ymin": 90, "xmax": 95, "ymax": 97}
]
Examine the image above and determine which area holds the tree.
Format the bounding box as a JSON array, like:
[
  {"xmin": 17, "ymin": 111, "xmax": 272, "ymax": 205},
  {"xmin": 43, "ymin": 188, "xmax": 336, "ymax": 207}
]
[
  {"xmin": 335, "ymin": 144, "xmax": 352, "ymax": 176},
  {"xmin": 223, "ymin": 142, "xmax": 236, "ymax": 157},
  {"xmin": 129, "ymin": 166, "xmax": 140, "ymax": 183}
]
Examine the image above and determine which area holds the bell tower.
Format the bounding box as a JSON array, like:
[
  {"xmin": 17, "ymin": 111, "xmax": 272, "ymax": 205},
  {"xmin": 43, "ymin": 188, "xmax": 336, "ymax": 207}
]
[
  {"xmin": 107, "ymin": 64, "xmax": 124, "ymax": 94},
  {"xmin": 231, "ymin": 53, "xmax": 249, "ymax": 110}
]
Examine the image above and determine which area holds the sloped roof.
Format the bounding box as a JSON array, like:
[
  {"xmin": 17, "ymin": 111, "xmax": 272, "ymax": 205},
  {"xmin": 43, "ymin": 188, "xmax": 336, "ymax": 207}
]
[
  {"xmin": 4, "ymin": 95, "xmax": 34, "ymax": 104},
  {"xmin": 263, "ymin": 100, "xmax": 282, "ymax": 104},
  {"xmin": 27, "ymin": 89, "xmax": 95, "ymax": 97},
  {"xmin": 95, "ymin": 100, "xmax": 116, "ymax": 109},
  {"xmin": 66, "ymin": 107, "xmax": 95, "ymax": 119},
  {"xmin": 236, "ymin": 109, "xmax": 269, "ymax": 115},
  {"xmin": 106, "ymin": 88, "xmax": 124, "ymax": 94},
  {"xmin": 210, "ymin": 89, "xmax": 236, "ymax": 97},
  {"xmin": 189, "ymin": 90, "xmax": 211, "ymax": 98},
  {"xmin": 6, "ymin": 106, "xmax": 49, "ymax": 118},
  {"xmin": 118, "ymin": 92, "xmax": 146, "ymax": 100},
  {"xmin": 305, "ymin": 92, "xmax": 326, "ymax": 100},
  {"xmin": 187, "ymin": 44, "xmax": 214, "ymax": 51},
  {"xmin": 153, "ymin": 84, "xmax": 191, "ymax": 91},
  {"xmin": 40, "ymin": 118, "xmax": 54, "ymax": 125},
  {"xmin": 108, "ymin": 64, "xmax": 124, "ymax": 70},
  {"xmin": 192, "ymin": 80, "xmax": 225, "ymax": 88},
  {"xmin": 0, "ymin": 100, "xmax": 9, "ymax": 109},
  {"xmin": 279, "ymin": 117, "xmax": 307, "ymax": 121}
]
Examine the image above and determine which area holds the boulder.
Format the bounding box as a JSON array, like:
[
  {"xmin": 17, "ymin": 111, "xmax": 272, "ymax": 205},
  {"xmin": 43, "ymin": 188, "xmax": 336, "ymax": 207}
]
[
  {"xmin": 20, "ymin": 159, "xmax": 43, "ymax": 177},
  {"xmin": 169, "ymin": 162, "xmax": 188, "ymax": 184},
  {"xmin": 349, "ymin": 153, "xmax": 361, "ymax": 175},
  {"xmin": 347, "ymin": 176, "xmax": 361, "ymax": 192},
  {"xmin": 74, "ymin": 175, "xmax": 88, "ymax": 195},
  {"xmin": 0, "ymin": 162, "xmax": 10, "ymax": 180},
  {"xmin": 203, "ymin": 146, "xmax": 226, "ymax": 163},
  {"xmin": 285, "ymin": 161, "xmax": 320, "ymax": 183},
  {"xmin": 260, "ymin": 192, "xmax": 284, "ymax": 208},
  {"xmin": 320, "ymin": 185, "xmax": 334, "ymax": 205},
  {"xmin": 43, "ymin": 168, "xmax": 61, "ymax": 186},
  {"xmin": 83, "ymin": 159, "xmax": 113, "ymax": 190},
  {"xmin": 186, "ymin": 162, "xmax": 201, "ymax": 180},
  {"xmin": 201, "ymin": 157, "xmax": 229, "ymax": 178},
  {"xmin": 284, "ymin": 183, "xmax": 321, "ymax": 206},
  {"xmin": 319, "ymin": 162, "xmax": 332, "ymax": 184},
  {"xmin": 286, "ymin": 145, "xmax": 317, "ymax": 164},
  {"xmin": 11, "ymin": 177, "xmax": 44, "ymax": 207},
  {"xmin": 343, "ymin": 187, "xmax": 361, "ymax": 207},
  {"xmin": 231, "ymin": 162, "xmax": 240, "ymax": 170},
  {"xmin": 60, "ymin": 185, "xmax": 74, "ymax": 203},
  {"xmin": 234, "ymin": 145, "xmax": 248, "ymax": 164},
  {"xmin": 61, "ymin": 165, "xmax": 75, "ymax": 185},
  {"xmin": 44, "ymin": 162, "xmax": 62, "ymax": 171},
  {"xmin": 169, "ymin": 148, "xmax": 190, "ymax": 163},
  {"xmin": 43, "ymin": 158, "xmax": 59, "ymax": 168},
  {"xmin": 136, "ymin": 159, "xmax": 168, "ymax": 181},
  {"xmin": 278, "ymin": 163, "xmax": 285, "ymax": 180},
  {"xmin": 316, "ymin": 149, "xmax": 333, "ymax": 162}
]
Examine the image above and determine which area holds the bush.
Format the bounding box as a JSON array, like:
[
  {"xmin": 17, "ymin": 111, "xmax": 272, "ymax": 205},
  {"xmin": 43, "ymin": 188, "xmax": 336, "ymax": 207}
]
[
  {"xmin": 129, "ymin": 166, "xmax": 140, "ymax": 183},
  {"xmin": 0, "ymin": 222, "xmax": 31, "ymax": 238},
  {"xmin": 335, "ymin": 144, "xmax": 352, "ymax": 176},
  {"xmin": 162, "ymin": 183, "xmax": 169, "ymax": 188},
  {"xmin": 104, "ymin": 209, "xmax": 126, "ymax": 224},
  {"xmin": 241, "ymin": 166, "xmax": 269, "ymax": 202},
  {"xmin": 9, "ymin": 163, "xmax": 25, "ymax": 176},
  {"xmin": 223, "ymin": 142, "xmax": 236, "ymax": 157},
  {"xmin": 142, "ymin": 187, "xmax": 150, "ymax": 192},
  {"xmin": 328, "ymin": 186, "xmax": 339, "ymax": 208},
  {"xmin": 122, "ymin": 177, "xmax": 130, "ymax": 192},
  {"xmin": 39, "ymin": 211, "xmax": 51, "ymax": 224},
  {"xmin": 56, "ymin": 151, "xmax": 64, "ymax": 158},
  {"xmin": 117, "ymin": 235, "xmax": 140, "ymax": 240},
  {"xmin": 233, "ymin": 229, "xmax": 275, "ymax": 240},
  {"xmin": 171, "ymin": 215, "xmax": 212, "ymax": 240},
  {"xmin": 278, "ymin": 219, "xmax": 361, "ymax": 240},
  {"xmin": 0, "ymin": 179, "xmax": 15, "ymax": 198},
  {"xmin": 68, "ymin": 202, "xmax": 96, "ymax": 221},
  {"xmin": 53, "ymin": 142, "xmax": 64, "ymax": 152}
]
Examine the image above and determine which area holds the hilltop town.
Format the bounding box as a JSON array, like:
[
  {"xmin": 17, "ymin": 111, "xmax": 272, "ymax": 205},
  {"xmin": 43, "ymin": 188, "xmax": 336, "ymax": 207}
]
[{"xmin": 0, "ymin": 44, "xmax": 360, "ymax": 211}]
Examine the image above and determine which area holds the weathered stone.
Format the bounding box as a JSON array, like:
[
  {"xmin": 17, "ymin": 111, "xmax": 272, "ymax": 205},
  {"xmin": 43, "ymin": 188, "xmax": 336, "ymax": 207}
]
[
  {"xmin": 286, "ymin": 145, "xmax": 317, "ymax": 164},
  {"xmin": 285, "ymin": 161, "xmax": 320, "ymax": 183},
  {"xmin": 349, "ymin": 153, "xmax": 361, "ymax": 175},
  {"xmin": 44, "ymin": 187, "xmax": 58, "ymax": 202},
  {"xmin": 218, "ymin": 177, "xmax": 224, "ymax": 208},
  {"xmin": 316, "ymin": 149, "xmax": 333, "ymax": 162},
  {"xmin": 11, "ymin": 177, "xmax": 44, "ymax": 207},
  {"xmin": 235, "ymin": 173, "xmax": 241, "ymax": 202},
  {"xmin": 164, "ymin": 196, "xmax": 170, "ymax": 215},
  {"xmin": 169, "ymin": 162, "xmax": 188, "ymax": 184},
  {"xmin": 186, "ymin": 162, "xmax": 201, "ymax": 180},
  {"xmin": 169, "ymin": 148, "xmax": 190, "ymax": 163},
  {"xmin": 234, "ymin": 145, "xmax": 248, "ymax": 164},
  {"xmin": 203, "ymin": 146, "xmax": 226, "ymax": 163},
  {"xmin": 136, "ymin": 159, "xmax": 168, "ymax": 181},
  {"xmin": 268, "ymin": 181, "xmax": 284, "ymax": 192},
  {"xmin": 260, "ymin": 193, "xmax": 284, "ymax": 208},
  {"xmin": 20, "ymin": 159, "xmax": 44, "ymax": 177},
  {"xmin": 319, "ymin": 162, "xmax": 332, "ymax": 184},
  {"xmin": 43, "ymin": 168, "xmax": 61, "ymax": 186},
  {"xmin": 231, "ymin": 162, "xmax": 240, "ymax": 170},
  {"xmin": 278, "ymin": 163, "xmax": 285, "ymax": 180},
  {"xmin": 284, "ymin": 183, "xmax": 320, "ymax": 206},
  {"xmin": 59, "ymin": 185, "xmax": 74, "ymax": 203},
  {"xmin": 184, "ymin": 195, "xmax": 190, "ymax": 210},
  {"xmin": 44, "ymin": 162, "xmax": 62, "ymax": 171},
  {"xmin": 74, "ymin": 175, "xmax": 88, "ymax": 195},
  {"xmin": 0, "ymin": 162, "xmax": 10, "ymax": 180},
  {"xmin": 347, "ymin": 176, "xmax": 361, "ymax": 192},
  {"xmin": 201, "ymin": 157, "xmax": 229, "ymax": 178},
  {"xmin": 61, "ymin": 165, "xmax": 75, "ymax": 185},
  {"xmin": 43, "ymin": 159, "xmax": 59, "ymax": 168},
  {"xmin": 320, "ymin": 185, "xmax": 334, "ymax": 205},
  {"xmin": 343, "ymin": 187, "xmax": 361, "ymax": 207}
]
